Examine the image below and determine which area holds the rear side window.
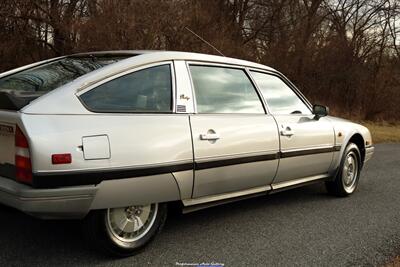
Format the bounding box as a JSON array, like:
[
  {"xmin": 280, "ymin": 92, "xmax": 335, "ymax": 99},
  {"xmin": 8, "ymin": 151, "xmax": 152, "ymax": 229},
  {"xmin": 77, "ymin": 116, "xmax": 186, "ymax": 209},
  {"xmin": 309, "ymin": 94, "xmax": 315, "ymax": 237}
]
[
  {"xmin": 189, "ymin": 65, "xmax": 264, "ymax": 114},
  {"xmin": 80, "ymin": 64, "xmax": 172, "ymax": 113}
]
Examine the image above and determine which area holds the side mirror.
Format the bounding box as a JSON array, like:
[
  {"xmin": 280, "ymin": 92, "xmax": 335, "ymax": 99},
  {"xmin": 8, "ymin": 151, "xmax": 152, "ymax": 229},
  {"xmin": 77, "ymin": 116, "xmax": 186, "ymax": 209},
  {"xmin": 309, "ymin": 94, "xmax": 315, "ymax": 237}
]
[{"xmin": 313, "ymin": 104, "xmax": 329, "ymax": 119}]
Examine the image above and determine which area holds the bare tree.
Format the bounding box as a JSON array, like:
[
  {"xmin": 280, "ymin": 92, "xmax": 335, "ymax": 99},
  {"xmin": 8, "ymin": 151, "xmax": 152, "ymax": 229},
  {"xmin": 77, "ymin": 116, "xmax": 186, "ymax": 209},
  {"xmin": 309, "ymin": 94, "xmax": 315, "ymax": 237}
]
[{"xmin": 0, "ymin": 0, "xmax": 398, "ymax": 121}]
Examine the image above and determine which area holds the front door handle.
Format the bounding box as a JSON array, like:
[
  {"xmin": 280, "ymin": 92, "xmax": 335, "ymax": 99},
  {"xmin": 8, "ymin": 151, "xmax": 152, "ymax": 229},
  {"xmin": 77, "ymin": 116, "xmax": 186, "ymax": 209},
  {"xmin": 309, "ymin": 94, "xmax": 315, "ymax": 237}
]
[
  {"xmin": 200, "ymin": 133, "xmax": 220, "ymax": 141},
  {"xmin": 280, "ymin": 126, "xmax": 294, "ymax": 137}
]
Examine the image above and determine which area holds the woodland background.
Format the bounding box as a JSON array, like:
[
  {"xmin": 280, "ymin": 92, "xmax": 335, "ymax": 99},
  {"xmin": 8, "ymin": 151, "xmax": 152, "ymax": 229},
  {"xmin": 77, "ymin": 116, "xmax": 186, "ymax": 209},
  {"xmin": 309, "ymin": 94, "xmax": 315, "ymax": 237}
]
[{"xmin": 0, "ymin": 0, "xmax": 399, "ymax": 122}]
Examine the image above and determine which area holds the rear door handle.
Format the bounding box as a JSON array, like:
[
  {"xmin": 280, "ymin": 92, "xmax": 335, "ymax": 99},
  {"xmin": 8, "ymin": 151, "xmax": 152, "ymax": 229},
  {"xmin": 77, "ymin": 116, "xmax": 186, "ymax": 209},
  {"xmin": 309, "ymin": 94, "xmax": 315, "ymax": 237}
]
[
  {"xmin": 200, "ymin": 133, "xmax": 220, "ymax": 141},
  {"xmin": 280, "ymin": 126, "xmax": 294, "ymax": 137}
]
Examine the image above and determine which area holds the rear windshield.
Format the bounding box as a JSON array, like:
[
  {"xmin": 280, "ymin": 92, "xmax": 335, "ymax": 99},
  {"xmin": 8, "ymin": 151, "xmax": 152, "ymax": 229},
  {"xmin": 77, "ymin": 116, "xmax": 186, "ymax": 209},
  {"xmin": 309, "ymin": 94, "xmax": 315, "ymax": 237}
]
[{"xmin": 0, "ymin": 56, "xmax": 128, "ymax": 110}]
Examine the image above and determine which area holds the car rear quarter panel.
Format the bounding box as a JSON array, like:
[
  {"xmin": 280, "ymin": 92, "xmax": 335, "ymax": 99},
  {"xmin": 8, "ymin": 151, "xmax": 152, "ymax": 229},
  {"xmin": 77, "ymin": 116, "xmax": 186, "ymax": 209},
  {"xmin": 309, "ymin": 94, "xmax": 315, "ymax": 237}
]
[
  {"xmin": 21, "ymin": 113, "xmax": 193, "ymax": 206},
  {"xmin": 24, "ymin": 114, "xmax": 192, "ymax": 172}
]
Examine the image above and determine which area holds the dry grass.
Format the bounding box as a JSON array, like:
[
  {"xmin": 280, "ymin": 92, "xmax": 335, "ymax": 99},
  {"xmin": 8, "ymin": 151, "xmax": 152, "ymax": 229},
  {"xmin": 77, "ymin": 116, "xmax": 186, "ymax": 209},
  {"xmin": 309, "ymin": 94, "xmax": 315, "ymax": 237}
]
[
  {"xmin": 385, "ymin": 256, "xmax": 400, "ymax": 267},
  {"xmin": 360, "ymin": 122, "xmax": 400, "ymax": 143}
]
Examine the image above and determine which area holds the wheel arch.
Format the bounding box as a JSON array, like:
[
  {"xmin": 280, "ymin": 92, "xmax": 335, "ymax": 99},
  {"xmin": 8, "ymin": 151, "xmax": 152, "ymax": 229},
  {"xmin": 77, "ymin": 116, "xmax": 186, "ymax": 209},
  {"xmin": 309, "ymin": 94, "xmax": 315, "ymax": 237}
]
[
  {"xmin": 331, "ymin": 131, "xmax": 365, "ymax": 176},
  {"xmin": 89, "ymin": 173, "xmax": 182, "ymax": 210},
  {"xmin": 347, "ymin": 133, "xmax": 365, "ymax": 164},
  {"xmin": 326, "ymin": 134, "xmax": 364, "ymax": 197}
]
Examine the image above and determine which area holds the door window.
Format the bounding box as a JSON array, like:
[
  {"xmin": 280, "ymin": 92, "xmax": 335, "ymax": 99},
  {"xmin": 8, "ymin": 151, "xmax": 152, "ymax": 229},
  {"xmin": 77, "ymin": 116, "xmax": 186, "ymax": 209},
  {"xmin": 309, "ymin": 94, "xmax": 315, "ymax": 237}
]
[
  {"xmin": 189, "ymin": 65, "xmax": 264, "ymax": 114},
  {"xmin": 80, "ymin": 64, "xmax": 172, "ymax": 113},
  {"xmin": 250, "ymin": 71, "xmax": 311, "ymax": 115}
]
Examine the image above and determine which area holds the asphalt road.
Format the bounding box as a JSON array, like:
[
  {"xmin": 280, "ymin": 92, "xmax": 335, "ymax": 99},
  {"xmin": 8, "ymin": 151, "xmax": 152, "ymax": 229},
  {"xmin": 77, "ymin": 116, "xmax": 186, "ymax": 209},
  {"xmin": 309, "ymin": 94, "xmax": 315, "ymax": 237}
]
[{"xmin": 0, "ymin": 144, "xmax": 399, "ymax": 267}]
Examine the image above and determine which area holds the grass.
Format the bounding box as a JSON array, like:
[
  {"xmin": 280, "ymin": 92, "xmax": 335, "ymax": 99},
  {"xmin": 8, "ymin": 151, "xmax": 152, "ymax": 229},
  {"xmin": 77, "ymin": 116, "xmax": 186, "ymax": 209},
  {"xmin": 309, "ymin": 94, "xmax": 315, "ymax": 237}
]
[
  {"xmin": 360, "ymin": 122, "xmax": 400, "ymax": 143},
  {"xmin": 385, "ymin": 256, "xmax": 400, "ymax": 267}
]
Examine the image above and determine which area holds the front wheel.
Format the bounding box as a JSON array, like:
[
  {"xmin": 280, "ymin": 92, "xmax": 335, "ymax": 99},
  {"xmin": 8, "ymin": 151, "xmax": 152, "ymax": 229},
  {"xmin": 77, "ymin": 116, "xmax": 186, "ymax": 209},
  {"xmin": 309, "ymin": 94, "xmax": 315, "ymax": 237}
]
[
  {"xmin": 326, "ymin": 142, "xmax": 362, "ymax": 197},
  {"xmin": 84, "ymin": 203, "xmax": 167, "ymax": 257}
]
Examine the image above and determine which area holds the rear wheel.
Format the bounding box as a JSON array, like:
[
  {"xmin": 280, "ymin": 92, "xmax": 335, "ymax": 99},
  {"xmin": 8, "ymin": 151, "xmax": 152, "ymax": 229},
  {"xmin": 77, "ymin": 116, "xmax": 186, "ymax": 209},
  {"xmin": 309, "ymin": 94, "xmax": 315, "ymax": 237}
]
[
  {"xmin": 84, "ymin": 203, "xmax": 167, "ymax": 257},
  {"xmin": 326, "ymin": 142, "xmax": 362, "ymax": 197}
]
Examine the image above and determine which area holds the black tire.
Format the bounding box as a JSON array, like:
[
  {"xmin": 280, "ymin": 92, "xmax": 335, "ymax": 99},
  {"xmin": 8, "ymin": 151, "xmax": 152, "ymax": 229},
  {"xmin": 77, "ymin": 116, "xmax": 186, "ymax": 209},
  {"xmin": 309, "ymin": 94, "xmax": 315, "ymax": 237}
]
[
  {"xmin": 326, "ymin": 142, "xmax": 362, "ymax": 197},
  {"xmin": 83, "ymin": 203, "xmax": 167, "ymax": 257}
]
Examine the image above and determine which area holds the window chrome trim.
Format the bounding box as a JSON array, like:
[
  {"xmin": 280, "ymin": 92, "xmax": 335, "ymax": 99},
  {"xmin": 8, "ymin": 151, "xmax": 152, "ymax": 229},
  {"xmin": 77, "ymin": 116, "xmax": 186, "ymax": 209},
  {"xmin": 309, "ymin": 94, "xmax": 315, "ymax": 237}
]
[
  {"xmin": 171, "ymin": 61, "xmax": 177, "ymax": 113},
  {"xmin": 173, "ymin": 60, "xmax": 195, "ymax": 113},
  {"xmin": 76, "ymin": 61, "xmax": 176, "ymax": 114},
  {"xmin": 185, "ymin": 61, "xmax": 267, "ymax": 115},
  {"xmin": 185, "ymin": 61, "xmax": 198, "ymax": 114},
  {"xmin": 244, "ymin": 67, "xmax": 272, "ymax": 115}
]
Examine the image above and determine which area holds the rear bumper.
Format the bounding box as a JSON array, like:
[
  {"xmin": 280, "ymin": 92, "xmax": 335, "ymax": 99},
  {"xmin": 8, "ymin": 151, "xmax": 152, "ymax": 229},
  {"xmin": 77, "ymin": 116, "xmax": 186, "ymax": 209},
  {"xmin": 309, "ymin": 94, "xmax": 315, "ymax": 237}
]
[
  {"xmin": 0, "ymin": 176, "xmax": 97, "ymax": 219},
  {"xmin": 364, "ymin": 146, "xmax": 374, "ymax": 163}
]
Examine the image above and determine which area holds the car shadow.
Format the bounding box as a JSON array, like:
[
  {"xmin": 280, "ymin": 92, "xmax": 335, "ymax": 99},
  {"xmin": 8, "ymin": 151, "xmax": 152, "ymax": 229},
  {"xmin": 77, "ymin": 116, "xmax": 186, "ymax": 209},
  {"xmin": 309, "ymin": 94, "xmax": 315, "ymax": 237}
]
[
  {"xmin": 165, "ymin": 183, "xmax": 332, "ymax": 231},
  {"xmin": 0, "ymin": 182, "xmax": 333, "ymax": 264}
]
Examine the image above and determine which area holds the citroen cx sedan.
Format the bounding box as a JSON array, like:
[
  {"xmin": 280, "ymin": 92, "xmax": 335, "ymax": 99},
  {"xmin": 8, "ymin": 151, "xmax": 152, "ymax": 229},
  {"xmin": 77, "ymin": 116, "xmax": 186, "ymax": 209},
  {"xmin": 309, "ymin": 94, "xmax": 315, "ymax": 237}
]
[{"xmin": 0, "ymin": 51, "xmax": 374, "ymax": 256}]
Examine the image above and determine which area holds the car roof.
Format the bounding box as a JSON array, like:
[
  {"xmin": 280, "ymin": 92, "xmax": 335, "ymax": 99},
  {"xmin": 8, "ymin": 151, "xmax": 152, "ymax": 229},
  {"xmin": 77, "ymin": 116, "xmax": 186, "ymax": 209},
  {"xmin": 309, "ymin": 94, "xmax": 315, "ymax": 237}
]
[
  {"xmin": 69, "ymin": 50, "xmax": 275, "ymax": 71},
  {"xmin": 70, "ymin": 50, "xmax": 277, "ymax": 91},
  {"xmin": 0, "ymin": 50, "xmax": 276, "ymax": 80},
  {"xmin": 21, "ymin": 50, "xmax": 279, "ymax": 114},
  {"xmin": 68, "ymin": 50, "xmax": 158, "ymax": 57}
]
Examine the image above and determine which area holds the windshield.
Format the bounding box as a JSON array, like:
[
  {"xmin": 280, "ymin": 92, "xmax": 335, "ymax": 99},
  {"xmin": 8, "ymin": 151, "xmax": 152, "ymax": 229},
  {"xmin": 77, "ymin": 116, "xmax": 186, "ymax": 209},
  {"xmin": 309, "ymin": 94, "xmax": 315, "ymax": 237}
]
[{"xmin": 0, "ymin": 55, "xmax": 129, "ymax": 110}]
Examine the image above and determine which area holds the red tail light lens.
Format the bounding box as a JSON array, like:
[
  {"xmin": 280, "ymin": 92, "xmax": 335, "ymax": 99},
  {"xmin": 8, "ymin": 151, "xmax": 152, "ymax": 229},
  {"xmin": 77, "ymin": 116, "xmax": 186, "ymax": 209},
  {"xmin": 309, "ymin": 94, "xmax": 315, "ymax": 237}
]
[
  {"xmin": 15, "ymin": 155, "xmax": 32, "ymax": 169},
  {"xmin": 15, "ymin": 126, "xmax": 32, "ymax": 185},
  {"xmin": 15, "ymin": 126, "xmax": 29, "ymax": 148},
  {"xmin": 15, "ymin": 159, "xmax": 33, "ymax": 184}
]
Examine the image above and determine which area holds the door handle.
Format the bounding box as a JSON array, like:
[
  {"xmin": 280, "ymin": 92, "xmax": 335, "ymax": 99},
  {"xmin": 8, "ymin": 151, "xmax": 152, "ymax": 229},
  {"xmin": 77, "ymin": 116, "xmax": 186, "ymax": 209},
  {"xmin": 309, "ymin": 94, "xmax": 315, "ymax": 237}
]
[
  {"xmin": 280, "ymin": 126, "xmax": 294, "ymax": 137},
  {"xmin": 200, "ymin": 133, "xmax": 220, "ymax": 141}
]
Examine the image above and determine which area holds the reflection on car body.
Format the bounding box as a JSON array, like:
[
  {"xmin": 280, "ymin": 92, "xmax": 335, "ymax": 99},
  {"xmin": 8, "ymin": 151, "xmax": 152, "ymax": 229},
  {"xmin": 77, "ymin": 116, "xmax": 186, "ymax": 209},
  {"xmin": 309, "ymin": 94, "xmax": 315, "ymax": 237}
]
[{"xmin": 0, "ymin": 51, "xmax": 374, "ymax": 256}]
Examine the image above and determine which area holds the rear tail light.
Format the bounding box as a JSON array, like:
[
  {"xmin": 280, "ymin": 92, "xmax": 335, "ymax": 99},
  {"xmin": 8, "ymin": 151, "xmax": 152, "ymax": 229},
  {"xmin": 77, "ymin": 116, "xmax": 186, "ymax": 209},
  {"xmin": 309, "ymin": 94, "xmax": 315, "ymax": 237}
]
[{"xmin": 15, "ymin": 126, "xmax": 32, "ymax": 184}]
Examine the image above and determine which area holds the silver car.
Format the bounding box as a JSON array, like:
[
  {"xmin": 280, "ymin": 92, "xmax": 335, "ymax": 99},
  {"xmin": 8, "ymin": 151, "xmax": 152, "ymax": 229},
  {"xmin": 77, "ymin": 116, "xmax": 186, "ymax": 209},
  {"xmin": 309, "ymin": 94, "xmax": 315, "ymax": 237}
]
[{"xmin": 0, "ymin": 51, "xmax": 374, "ymax": 256}]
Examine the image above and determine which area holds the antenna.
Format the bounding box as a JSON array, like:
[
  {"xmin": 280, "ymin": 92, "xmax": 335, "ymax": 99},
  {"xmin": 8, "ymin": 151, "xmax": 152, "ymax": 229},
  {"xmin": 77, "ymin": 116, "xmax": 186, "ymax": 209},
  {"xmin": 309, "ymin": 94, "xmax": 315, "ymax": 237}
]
[{"xmin": 184, "ymin": 27, "xmax": 225, "ymax": 57}]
